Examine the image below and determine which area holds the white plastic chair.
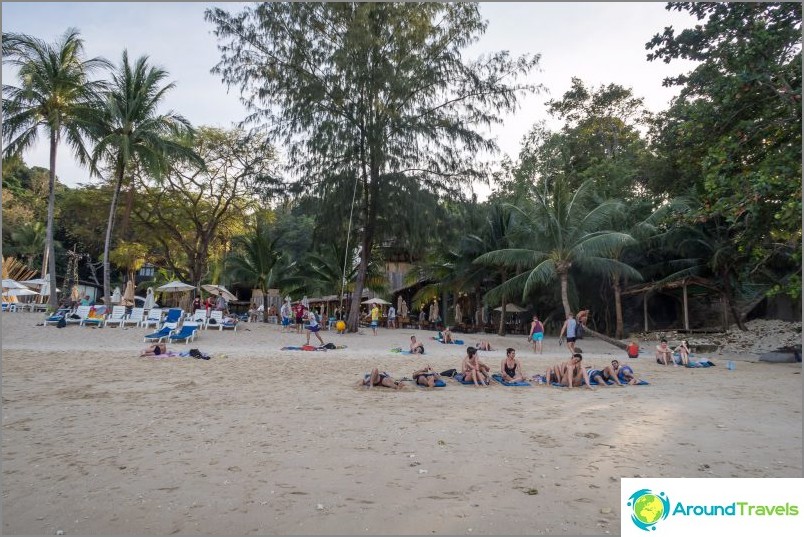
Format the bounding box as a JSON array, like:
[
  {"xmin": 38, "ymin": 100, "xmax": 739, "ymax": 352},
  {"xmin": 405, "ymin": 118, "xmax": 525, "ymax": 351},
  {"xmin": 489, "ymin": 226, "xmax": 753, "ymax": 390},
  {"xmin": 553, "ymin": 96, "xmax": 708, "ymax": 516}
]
[
  {"xmin": 141, "ymin": 308, "xmax": 164, "ymax": 329},
  {"xmin": 123, "ymin": 307, "xmax": 145, "ymax": 328},
  {"xmin": 104, "ymin": 306, "xmax": 128, "ymax": 328}
]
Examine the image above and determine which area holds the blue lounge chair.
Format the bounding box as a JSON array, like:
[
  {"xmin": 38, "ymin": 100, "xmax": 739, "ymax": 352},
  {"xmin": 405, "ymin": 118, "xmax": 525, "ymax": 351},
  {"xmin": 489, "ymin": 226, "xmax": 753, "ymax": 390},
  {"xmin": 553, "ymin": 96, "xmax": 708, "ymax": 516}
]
[
  {"xmin": 143, "ymin": 326, "xmax": 174, "ymax": 343},
  {"xmin": 43, "ymin": 308, "xmax": 70, "ymax": 326},
  {"xmin": 168, "ymin": 321, "xmax": 199, "ymax": 344},
  {"xmin": 162, "ymin": 308, "xmax": 183, "ymax": 327}
]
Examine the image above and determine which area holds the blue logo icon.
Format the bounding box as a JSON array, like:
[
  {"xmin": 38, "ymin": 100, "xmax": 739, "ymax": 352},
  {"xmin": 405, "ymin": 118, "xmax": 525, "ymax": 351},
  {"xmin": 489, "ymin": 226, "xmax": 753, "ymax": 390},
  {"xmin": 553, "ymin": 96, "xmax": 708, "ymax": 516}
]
[{"xmin": 628, "ymin": 489, "xmax": 671, "ymax": 531}]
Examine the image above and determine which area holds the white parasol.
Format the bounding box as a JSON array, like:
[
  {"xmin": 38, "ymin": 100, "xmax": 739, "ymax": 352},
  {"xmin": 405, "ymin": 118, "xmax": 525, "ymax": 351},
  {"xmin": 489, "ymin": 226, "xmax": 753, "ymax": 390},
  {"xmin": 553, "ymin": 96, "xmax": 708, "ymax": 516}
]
[
  {"xmin": 429, "ymin": 299, "xmax": 439, "ymax": 322},
  {"xmin": 122, "ymin": 279, "xmax": 136, "ymax": 306},
  {"xmin": 156, "ymin": 281, "xmax": 196, "ymax": 293},
  {"xmin": 201, "ymin": 284, "xmax": 237, "ymax": 302},
  {"xmin": 2, "ymin": 279, "xmax": 28, "ymax": 290},
  {"xmin": 362, "ymin": 297, "xmax": 391, "ymax": 305},
  {"xmin": 493, "ymin": 303, "xmax": 527, "ymax": 313},
  {"xmin": 143, "ymin": 287, "xmax": 156, "ymax": 310},
  {"xmin": 2, "ymin": 287, "xmax": 39, "ymax": 297}
]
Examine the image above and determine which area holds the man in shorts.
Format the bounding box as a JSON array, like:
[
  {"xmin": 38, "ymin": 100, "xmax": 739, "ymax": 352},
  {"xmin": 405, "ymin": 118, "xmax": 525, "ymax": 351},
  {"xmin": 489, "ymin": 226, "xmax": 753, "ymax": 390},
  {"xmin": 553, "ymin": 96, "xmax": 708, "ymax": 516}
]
[
  {"xmin": 559, "ymin": 312, "xmax": 578, "ymax": 355},
  {"xmin": 370, "ymin": 304, "xmax": 380, "ymax": 335}
]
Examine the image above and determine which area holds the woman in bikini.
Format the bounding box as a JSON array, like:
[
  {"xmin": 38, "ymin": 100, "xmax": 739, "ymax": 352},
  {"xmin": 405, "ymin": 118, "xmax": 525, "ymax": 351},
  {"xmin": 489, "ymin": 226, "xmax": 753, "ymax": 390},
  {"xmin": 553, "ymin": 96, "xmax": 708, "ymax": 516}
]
[
  {"xmin": 358, "ymin": 368, "xmax": 405, "ymax": 389},
  {"xmin": 412, "ymin": 364, "xmax": 442, "ymax": 388},
  {"xmin": 476, "ymin": 340, "xmax": 493, "ymax": 351},
  {"xmin": 140, "ymin": 343, "xmax": 167, "ymax": 357},
  {"xmin": 461, "ymin": 347, "xmax": 490, "ymax": 386},
  {"xmin": 500, "ymin": 348, "xmax": 526, "ymax": 382}
]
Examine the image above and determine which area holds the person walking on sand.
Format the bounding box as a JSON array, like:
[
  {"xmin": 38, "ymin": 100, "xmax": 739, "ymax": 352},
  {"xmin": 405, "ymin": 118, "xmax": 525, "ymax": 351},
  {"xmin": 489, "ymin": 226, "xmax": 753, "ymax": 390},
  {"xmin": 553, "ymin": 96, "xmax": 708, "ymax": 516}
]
[
  {"xmin": 305, "ymin": 309, "xmax": 325, "ymax": 346},
  {"xmin": 529, "ymin": 314, "xmax": 544, "ymax": 354},
  {"xmin": 559, "ymin": 312, "xmax": 578, "ymax": 355},
  {"xmin": 370, "ymin": 304, "xmax": 380, "ymax": 335},
  {"xmin": 387, "ymin": 304, "xmax": 396, "ymax": 329}
]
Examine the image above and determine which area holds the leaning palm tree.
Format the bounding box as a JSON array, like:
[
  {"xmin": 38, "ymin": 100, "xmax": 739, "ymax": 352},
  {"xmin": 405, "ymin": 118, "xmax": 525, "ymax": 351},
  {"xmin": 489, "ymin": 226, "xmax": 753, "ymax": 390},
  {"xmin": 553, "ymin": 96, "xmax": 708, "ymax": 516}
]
[
  {"xmin": 2, "ymin": 28, "xmax": 110, "ymax": 308},
  {"xmin": 476, "ymin": 178, "xmax": 642, "ymax": 321},
  {"xmin": 88, "ymin": 51, "xmax": 200, "ymax": 306}
]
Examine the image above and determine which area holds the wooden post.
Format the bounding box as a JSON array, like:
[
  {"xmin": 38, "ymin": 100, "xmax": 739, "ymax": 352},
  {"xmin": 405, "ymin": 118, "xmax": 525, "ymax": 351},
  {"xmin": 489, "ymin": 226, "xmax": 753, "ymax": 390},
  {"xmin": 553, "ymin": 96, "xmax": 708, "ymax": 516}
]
[
  {"xmin": 683, "ymin": 283, "xmax": 689, "ymax": 331},
  {"xmin": 643, "ymin": 292, "xmax": 649, "ymax": 332}
]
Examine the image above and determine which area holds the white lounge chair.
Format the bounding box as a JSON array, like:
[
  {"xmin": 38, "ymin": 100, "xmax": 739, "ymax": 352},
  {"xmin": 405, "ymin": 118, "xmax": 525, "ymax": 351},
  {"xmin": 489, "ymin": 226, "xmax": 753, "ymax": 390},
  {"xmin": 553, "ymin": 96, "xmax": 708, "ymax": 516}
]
[
  {"xmin": 123, "ymin": 307, "xmax": 146, "ymax": 328},
  {"xmin": 191, "ymin": 308, "xmax": 209, "ymax": 329},
  {"xmin": 104, "ymin": 306, "xmax": 128, "ymax": 328},
  {"xmin": 141, "ymin": 308, "xmax": 164, "ymax": 329},
  {"xmin": 208, "ymin": 310, "xmax": 237, "ymax": 331}
]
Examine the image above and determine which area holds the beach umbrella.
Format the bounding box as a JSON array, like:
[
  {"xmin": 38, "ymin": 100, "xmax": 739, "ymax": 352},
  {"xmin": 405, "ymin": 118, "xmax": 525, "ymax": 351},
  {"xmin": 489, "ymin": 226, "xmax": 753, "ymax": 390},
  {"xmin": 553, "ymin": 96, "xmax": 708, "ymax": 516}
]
[
  {"xmin": 122, "ymin": 279, "xmax": 135, "ymax": 306},
  {"xmin": 201, "ymin": 284, "xmax": 237, "ymax": 302},
  {"xmin": 2, "ymin": 279, "xmax": 28, "ymax": 290},
  {"xmin": 2, "ymin": 287, "xmax": 39, "ymax": 297},
  {"xmin": 400, "ymin": 299, "xmax": 408, "ymax": 318},
  {"xmin": 429, "ymin": 299, "xmax": 439, "ymax": 322},
  {"xmin": 156, "ymin": 281, "xmax": 195, "ymax": 293},
  {"xmin": 20, "ymin": 277, "xmax": 50, "ymax": 287},
  {"xmin": 111, "ymin": 286, "xmax": 122, "ymax": 304},
  {"xmin": 361, "ymin": 297, "xmax": 391, "ymax": 305},
  {"xmin": 38, "ymin": 282, "xmax": 60, "ymax": 296},
  {"xmin": 493, "ymin": 303, "xmax": 527, "ymax": 313}
]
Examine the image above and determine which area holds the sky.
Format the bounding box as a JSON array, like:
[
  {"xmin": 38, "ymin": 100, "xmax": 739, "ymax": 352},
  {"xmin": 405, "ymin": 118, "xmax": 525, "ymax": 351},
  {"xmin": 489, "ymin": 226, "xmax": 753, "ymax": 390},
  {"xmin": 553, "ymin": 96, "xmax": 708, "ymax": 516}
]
[{"xmin": 1, "ymin": 2, "xmax": 700, "ymax": 193}]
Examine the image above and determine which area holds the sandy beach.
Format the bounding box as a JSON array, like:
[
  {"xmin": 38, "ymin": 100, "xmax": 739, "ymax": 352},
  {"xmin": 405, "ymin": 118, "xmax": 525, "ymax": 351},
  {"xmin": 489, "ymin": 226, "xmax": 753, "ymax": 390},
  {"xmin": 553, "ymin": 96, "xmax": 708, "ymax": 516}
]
[{"xmin": 2, "ymin": 312, "xmax": 801, "ymax": 535}]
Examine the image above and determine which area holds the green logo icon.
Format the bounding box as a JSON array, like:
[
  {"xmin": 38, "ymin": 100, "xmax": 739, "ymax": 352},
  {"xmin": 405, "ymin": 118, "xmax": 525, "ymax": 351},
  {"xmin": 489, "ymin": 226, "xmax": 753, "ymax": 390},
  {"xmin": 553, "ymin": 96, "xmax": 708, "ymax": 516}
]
[{"xmin": 628, "ymin": 489, "xmax": 670, "ymax": 531}]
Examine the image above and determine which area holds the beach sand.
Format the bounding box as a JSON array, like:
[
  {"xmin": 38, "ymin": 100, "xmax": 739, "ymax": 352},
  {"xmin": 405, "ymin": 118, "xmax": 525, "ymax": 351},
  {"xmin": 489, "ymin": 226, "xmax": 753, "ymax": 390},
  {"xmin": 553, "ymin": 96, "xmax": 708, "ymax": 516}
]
[{"xmin": 2, "ymin": 312, "xmax": 801, "ymax": 535}]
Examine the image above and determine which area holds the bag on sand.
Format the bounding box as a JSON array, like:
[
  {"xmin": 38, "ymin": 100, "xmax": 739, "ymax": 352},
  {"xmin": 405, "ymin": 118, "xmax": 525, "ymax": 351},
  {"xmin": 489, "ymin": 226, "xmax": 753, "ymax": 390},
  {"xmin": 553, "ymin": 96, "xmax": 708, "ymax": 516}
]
[
  {"xmin": 56, "ymin": 317, "xmax": 67, "ymax": 328},
  {"xmin": 323, "ymin": 342, "xmax": 336, "ymax": 349},
  {"xmin": 440, "ymin": 368, "xmax": 458, "ymax": 378}
]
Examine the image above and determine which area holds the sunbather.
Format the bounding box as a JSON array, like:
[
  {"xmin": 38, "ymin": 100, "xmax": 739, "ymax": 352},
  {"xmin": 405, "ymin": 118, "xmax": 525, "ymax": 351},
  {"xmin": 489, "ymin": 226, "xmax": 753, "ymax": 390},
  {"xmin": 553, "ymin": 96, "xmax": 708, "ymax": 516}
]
[
  {"xmin": 412, "ymin": 365, "xmax": 442, "ymax": 388},
  {"xmin": 358, "ymin": 368, "xmax": 405, "ymax": 389},
  {"xmin": 500, "ymin": 348, "xmax": 526, "ymax": 382},
  {"xmin": 461, "ymin": 346, "xmax": 490, "ymax": 386},
  {"xmin": 409, "ymin": 335, "xmax": 425, "ymax": 354},
  {"xmin": 476, "ymin": 340, "xmax": 493, "ymax": 351},
  {"xmin": 141, "ymin": 343, "xmax": 167, "ymax": 357}
]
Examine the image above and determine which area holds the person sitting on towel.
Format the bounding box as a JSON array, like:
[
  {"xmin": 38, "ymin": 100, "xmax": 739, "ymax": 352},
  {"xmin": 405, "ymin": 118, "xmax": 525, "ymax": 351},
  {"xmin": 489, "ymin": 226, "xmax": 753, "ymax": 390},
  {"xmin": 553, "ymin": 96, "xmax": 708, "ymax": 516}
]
[
  {"xmin": 461, "ymin": 346, "xmax": 490, "ymax": 387},
  {"xmin": 500, "ymin": 348, "xmax": 526, "ymax": 383},
  {"xmin": 591, "ymin": 360, "xmax": 625, "ymax": 387},
  {"xmin": 655, "ymin": 338, "xmax": 674, "ymax": 366},
  {"xmin": 617, "ymin": 364, "xmax": 642, "ymax": 385},
  {"xmin": 412, "ymin": 364, "xmax": 442, "ymax": 388},
  {"xmin": 358, "ymin": 368, "xmax": 405, "ymax": 389},
  {"xmin": 409, "ymin": 335, "xmax": 425, "ymax": 354},
  {"xmin": 546, "ymin": 353, "xmax": 593, "ymax": 389},
  {"xmin": 476, "ymin": 339, "xmax": 493, "ymax": 351},
  {"xmin": 674, "ymin": 340, "xmax": 691, "ymax": 366},
  {"xmin": 442, "ymin": 326, "xmax": 454, "ymax": 344}
]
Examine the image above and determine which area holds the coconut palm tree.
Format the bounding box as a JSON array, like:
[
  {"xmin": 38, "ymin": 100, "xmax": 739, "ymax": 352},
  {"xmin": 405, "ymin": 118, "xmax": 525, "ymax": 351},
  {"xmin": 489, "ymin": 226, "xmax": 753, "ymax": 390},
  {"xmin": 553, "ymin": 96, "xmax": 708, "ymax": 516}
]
[
  {"xmin": 2, "ymin": 28, "xmax": 110, "ymax": 308},
  {"xmin": 88, "ymin": 51, "xmax": 200, "ymax": 306},
  {"xmin": 476, "ymin": 178, "xmax": 642, "ymax": 321},
  {"xmin": 226, "ymin": 222, "xmax": 299, "ymax": 322}
]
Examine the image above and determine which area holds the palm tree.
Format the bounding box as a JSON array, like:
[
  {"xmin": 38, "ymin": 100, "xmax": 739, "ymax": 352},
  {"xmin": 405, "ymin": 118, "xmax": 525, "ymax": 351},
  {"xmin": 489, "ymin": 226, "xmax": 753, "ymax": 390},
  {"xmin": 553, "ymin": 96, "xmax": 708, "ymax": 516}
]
[
  {"xmin": 476, "ymin": 178, "xmax": 641, "ymax": 322},
  {"xmin": 2, "ymin": 28, "xmax": 110, "ymax": 308},
  {"xmin": 88, "ymin": 51, "xmax": 200, "ymax": 306},
  {"xmin": 9, "ymin": 222, "xmax": 47, "ymax": 269},
  {"xmin": 227, "ymin": 222, "xmax": 298, "ymax": 322}
]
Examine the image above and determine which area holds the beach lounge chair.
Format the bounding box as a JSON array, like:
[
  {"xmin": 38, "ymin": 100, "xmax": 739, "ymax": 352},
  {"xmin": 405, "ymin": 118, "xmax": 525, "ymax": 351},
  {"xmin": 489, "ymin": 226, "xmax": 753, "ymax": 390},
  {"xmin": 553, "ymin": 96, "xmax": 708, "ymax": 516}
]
[
  {"xmin": 65, "ymin": 305, "xmax": 91, "ymax": 326},
  {"xmin": 43, "ymin": 308, "xmax": 71, "ymax": 326},
  {"xmin": 207, "ymin": 310, "xmax": 223, "ymax": 328},
  {"xmin": 191, "ymin": 308, "xmax": 209, "ymax": 329},
  {"xmin": 141, "ymin": 308, "xmax": 164, "ymax": 329},
  {"xmin": 143, "ymin": 325, "xmax": 174, "ymax": 343},
  {"xmin": 168, "ymin": 321, "xmax": 199, "ymax": 344},
  {"xmin": 80, "ymin": 305, "xmax": 106, "ymax": 327},
  {"xmin": 104, "ymin": 306, "xmax": 128, "ymax": 328},
  {"xmin": 162, "ymin": 308, "xmax": 184, "ymax": 327},
  {"xmin": 122, "ymin": 307, "xmax": 146, "ymax": 328}
]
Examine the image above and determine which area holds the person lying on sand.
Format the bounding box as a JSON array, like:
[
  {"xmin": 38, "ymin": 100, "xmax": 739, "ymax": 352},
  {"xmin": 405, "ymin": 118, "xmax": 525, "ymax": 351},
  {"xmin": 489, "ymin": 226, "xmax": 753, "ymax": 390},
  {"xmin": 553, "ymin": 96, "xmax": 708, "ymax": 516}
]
[
  {"xmin": 476, "ymin": 340, "xmax": 493, "ymax": 351},
  {"xmin": 141, "ymin": 343, "xmax": 167, "ymax": 357},
  {"xmin": 412, "ymin": 365, "xmax": 442, "ymax": 388},
  {"xmin": 461, "ymin": 346, "xmax": 490, "ymax": 386},
  {"xmin": 358, "ymin": 368, "xmax": 405, "ymax": 389},
  {"xmin": 500, "ymin": 348, "xmax": 526, "ymax": 382},
  {"xmin": 409, "ymin": 335, "xmax": 425, "ymax": 354}
]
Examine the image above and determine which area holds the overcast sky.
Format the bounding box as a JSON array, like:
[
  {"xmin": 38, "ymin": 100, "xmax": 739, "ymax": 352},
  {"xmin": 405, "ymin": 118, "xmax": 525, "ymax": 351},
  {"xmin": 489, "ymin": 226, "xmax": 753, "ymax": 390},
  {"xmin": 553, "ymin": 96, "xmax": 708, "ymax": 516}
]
[{"xmin": 1, "ymin": 2, "xmax": 699, "ymax": 193}]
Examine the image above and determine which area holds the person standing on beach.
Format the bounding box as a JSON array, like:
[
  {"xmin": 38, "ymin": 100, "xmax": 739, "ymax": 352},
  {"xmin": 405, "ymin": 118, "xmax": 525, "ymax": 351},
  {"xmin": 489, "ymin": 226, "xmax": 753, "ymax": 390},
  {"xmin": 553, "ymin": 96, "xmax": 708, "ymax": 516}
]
[
  {"xmin": 529, "ymin": 314, "xmax": 544, "ymax": 354},
  {"xmin": 280, "ymin": 300, "xmax": 292, "ymax": 333},
  {"xmin": 559, "ymin": 312, "xmax": 578, "ymax": 355},
  {"xmin": 387, "ymin": 304, "xmax": 397, "ymax": 329},
  {"xmin": 305, "ymin": 309, "xmax": 325, "ymax": 346},
  {"xmin": 370, "ymin": 304, "xmax": 380, "ymax": 335},
  {"xmin": 294, "ymin": 303, "xmax": 305, "ymax": 334}
]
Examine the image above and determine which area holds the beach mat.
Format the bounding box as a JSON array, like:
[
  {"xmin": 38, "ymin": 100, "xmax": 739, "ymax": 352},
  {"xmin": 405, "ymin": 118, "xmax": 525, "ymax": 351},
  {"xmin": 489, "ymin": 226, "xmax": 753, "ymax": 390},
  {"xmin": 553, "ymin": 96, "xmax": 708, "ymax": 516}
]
[
  {"xmin": 281, "ymin": 345, "xmax": 325, "ymax": 351},
  {"xmin": 390, "ymin": 348, "xmax": 413, "ymax": 355},
  {"xmin": 453, "ymin": 373, "xmax": 488, "ymax": 385},
  {"xmin": 685, "ymin": 360, "xmax": 715, "ymax": 368},
  {"xmin": 432, "ymin": 338, "xmax": 464, "ymax": 345},
  {"xmin": 491, "ymin": 374, "xmax": 531, "ymax": 387},
  {"xmin": 414, "ymin": 378, "xmax": 447, "ymax": 388}
]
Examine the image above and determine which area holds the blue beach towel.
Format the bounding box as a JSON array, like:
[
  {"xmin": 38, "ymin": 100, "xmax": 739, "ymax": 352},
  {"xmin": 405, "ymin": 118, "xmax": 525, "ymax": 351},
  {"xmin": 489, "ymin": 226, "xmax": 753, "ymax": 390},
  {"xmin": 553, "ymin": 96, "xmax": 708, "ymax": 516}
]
[
  {"xmin": 491, "ymin": 374, "xmax": 531, "ymax": 387},
  {"xmin": 453, "ymin": 373, "xmax": 489, "ymax": 385},
  {"xmin": 415, "ymin": 378, "xmax": 447, "ymax": 388},
  {"xmin": 686, "ymin": 360, "xmax": 715, "ymax": 368}
]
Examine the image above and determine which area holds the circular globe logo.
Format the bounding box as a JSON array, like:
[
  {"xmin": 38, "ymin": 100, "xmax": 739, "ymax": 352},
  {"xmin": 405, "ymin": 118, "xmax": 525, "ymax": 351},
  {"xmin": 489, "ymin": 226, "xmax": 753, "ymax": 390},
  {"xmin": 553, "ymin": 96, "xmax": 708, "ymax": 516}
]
[{"xmin": 627, "ymin": 489, "xmax": 670, "ymax": 531}]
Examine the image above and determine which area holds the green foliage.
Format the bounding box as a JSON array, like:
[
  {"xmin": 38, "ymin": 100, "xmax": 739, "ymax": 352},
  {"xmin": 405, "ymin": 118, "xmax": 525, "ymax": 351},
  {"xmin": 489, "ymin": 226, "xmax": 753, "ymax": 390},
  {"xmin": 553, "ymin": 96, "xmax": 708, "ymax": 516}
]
[{"xmin": 646, "ymin": 2, "xmax": 802, "ymax": 300}]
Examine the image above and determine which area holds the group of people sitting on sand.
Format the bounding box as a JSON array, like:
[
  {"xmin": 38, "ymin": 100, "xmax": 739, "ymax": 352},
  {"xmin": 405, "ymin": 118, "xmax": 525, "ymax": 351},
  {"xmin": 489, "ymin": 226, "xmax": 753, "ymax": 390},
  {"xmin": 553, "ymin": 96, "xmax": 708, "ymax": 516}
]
[
  {"xmin": 654, "ymin": 338, "xmax": 691, "ymax": 366},
  {"xmin": 361, "ymin": 345, "xmax": 643, "ymax": 389}
]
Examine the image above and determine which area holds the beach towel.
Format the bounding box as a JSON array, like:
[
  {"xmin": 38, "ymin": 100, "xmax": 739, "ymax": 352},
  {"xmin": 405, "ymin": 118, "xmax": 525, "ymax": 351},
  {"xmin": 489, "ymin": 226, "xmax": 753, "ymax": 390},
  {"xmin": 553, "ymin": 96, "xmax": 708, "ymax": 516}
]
[
  {"xmin": 686, "ymin": 360, "xmax": 715, "ymax": 368},
  {"xmin": 432, "ymin": 337, "xmax": 464, "ymax": 345},
  {"xmin": 281, "ymin": 345, "xmax": 324, "ymax": 351},
  {"xmin": 453, "ymin": 373, "xmax": 489, "ymax": 385},
  {"xmin": 491, "ymin": 374, "xmax": 531, "ymax": 387},
  {"xmin": 415, "ymin": 378, "xmax": 447, "ymax": 388},
  {"xmin": 390, "ymin": 347, "xmax": 414, "ymax": 355}
]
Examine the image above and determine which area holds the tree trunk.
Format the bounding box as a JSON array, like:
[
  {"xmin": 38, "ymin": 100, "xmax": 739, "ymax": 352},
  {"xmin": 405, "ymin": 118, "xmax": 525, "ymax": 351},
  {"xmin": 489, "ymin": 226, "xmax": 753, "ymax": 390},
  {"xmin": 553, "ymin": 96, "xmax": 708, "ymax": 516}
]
[
  {"xmin": 497, "ymin": 269, "xmax": 508, "ymax": 336},
  {"xmin": 45, "ymin": 130, "xmax": 59, "ymax": 309},
  {"xmin": 262, "ymin": 289, "xmax": 269, "ymax": 323},
  {"xmin": 559, "ymin": 270, "xmax": 571, "ymax": 317},
  {"xmin": 120, "ymin": 177, "xmax": 135, "ymax": 240},
  {"xmin": 613, "ymin": 276, "xmax": 624, "ymax": 339},
  {"xmin": 721, "ymin": 270, "xmax": 747, "ymax": 331},
  {"xmin": 583, "ymin": 326, "xmax": 627, "ymax": 351},
  {"xmin": 103, "ymin": 166, "xmax": 125, "ymax": 307}
]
